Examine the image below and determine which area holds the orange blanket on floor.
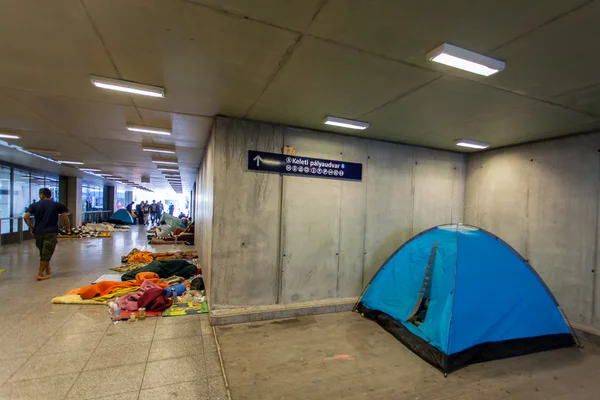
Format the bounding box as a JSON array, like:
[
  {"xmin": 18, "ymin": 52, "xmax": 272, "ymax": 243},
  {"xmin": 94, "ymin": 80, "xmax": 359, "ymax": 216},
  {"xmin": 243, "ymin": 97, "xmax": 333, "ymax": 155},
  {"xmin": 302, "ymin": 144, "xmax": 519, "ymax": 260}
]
[{"xmin": 71, "ymin": 272, "xmax": 170, "ymax": 299}]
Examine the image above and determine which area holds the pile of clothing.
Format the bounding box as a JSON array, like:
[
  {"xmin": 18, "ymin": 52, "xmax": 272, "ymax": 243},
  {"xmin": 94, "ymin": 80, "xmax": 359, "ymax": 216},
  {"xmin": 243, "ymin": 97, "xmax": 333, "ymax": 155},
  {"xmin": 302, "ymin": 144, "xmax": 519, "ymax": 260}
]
[
  {"xmin": 82, "ymin": 223, "xmax": 131, "ymax": 232},
  {"xmin": 52, "ymin": 259, "xmax": 202, "ymax": 315},
  {"xmin": 120, "ymin": 248, "xmax": 198, "ymax": 264},
  {"xmin": 58, "ymin": 226, "xmax": 111, "ymax": 238},
  {"xmin": 58, "ymin": 223, "xmax": 130, "ymax": 238}
]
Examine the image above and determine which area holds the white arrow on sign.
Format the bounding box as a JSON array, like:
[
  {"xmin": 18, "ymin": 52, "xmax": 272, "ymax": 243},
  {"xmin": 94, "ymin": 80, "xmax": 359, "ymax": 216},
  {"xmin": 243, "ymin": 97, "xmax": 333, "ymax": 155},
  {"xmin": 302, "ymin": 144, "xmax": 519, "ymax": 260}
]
[{"xmin": 253, "ymin": 155, "xmax": 263, "ymax": 166}]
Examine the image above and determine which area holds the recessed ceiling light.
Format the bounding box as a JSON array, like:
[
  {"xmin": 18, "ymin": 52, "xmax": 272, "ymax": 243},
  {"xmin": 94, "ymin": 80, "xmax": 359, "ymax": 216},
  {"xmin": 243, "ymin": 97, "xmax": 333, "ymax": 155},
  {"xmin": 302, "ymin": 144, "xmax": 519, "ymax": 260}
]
[
  {"xmin": 58, "ymin": 160, "xmax": 84, "ymax": 165},
  {"xmin": 455, "ymin": 139, "xmax": 490, "ymax": 149},
  {"xmin": 427, "ymin": 43, "xmax": 505, "ymax": 76},
  {"xmin": 81, "ymin": 168, "xmax": 101, "ymax": 172},
  {"xmin": 324, "ymin": 116, "xmax": 370, "ymax": 130},
  {"xmin": 152, "ymin": 160, "xmax": 178, "ymax": 165},
  {"xmin": 143, "ymin": 147, "xmax": 175, "ymax": 154},
  {"xmin": 90, "ymin": 75, "xmax": 165, "ymax": 98},
  {"xmin": 127, "ymin": 125, "xmax": 171, "ymax": 135},
  {"xmin": 158, "ymin": 167, "xmax": 179, "ymax": 171},
  {"xmin": 0, "ymin": 133, "xmax": 22, "ymax": 139}
]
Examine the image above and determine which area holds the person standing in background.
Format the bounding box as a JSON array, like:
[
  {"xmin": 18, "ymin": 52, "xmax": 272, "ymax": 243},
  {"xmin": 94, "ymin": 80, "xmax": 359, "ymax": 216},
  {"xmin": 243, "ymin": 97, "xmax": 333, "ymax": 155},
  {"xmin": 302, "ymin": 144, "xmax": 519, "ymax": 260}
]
[
  {"xmin": 136, "ymin": 202, "xmax": 144, "ymax": 225},
  {"xmin": 143, "ymin": 201, "xmax": 150, "ymax": 225},
  {"xmin": 157, "ymin": 200, "xmax": 164, "ymax": 222},
  {"xmin": 168, "ymin": 203, "xmax": 175, "ymax": 216},
  {"xmin": 150, "ymin": 200, "xmax": 158, "ymax": 224},
  {"xmin": 24, "ymin": 188, "xmax": 70, "ymax": 281}
]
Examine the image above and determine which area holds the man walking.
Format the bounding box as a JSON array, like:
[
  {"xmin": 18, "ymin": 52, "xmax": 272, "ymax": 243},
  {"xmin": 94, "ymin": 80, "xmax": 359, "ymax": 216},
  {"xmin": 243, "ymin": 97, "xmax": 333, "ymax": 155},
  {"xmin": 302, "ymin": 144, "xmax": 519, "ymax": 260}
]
[
  {"xmin": 168, "ymin": 203, "xmax": 175, "ymax": 216},
  {"xmin": 24, "ymin": 188, "xmax": 70, "ymax": 281}
]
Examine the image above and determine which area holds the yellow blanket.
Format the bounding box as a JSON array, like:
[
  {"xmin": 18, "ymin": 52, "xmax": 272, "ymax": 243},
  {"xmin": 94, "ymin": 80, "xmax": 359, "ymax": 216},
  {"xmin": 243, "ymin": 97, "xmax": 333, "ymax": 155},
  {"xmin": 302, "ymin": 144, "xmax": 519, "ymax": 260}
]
[{"xmin": 52, "ymin": 286, "xmax": 139, "ymax": 305}]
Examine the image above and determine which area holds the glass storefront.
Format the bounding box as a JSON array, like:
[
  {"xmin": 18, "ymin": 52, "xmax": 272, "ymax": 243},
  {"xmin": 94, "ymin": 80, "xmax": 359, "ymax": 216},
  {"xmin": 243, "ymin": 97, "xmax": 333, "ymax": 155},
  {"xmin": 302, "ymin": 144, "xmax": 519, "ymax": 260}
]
[
  {"xmin": 0, "ymin": 163, "xmax": 60, "ymax": 235},
  {"xmin": 82, "ymin": 182, "xmax": 104, "ymax": 212},
  {"xmin": 13, "ymin": 169, "xmax": 31, "ymax": 231},
  {"xmin": 0, "ymin": 166, "xmax": 10, "ymax": 234}
]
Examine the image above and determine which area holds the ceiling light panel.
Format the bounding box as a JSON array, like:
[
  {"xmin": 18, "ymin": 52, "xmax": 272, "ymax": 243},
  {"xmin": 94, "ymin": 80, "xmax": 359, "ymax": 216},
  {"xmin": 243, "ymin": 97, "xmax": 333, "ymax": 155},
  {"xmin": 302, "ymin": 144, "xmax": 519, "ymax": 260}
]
[
  {"xmin": 143, "ymin": 147, "xmax": 176, "ymax": 154},
  {"xmin": 152, "ymin": 160, "xmax": 178, "ymax": 165},
  {"xmin": 127, "ymin": 125, "xmax": 171, "ymax": 135},
  {"xmin": 427, "ymin": 43, "xmax": 505, "ymax": 76},
  {"xmin": 90, "ymin": 75, "xmax": 165, "ymax": 98},
  {"xmin": 58, "ymin": 160, "xmax": 84, "ymax": 165},
  {"xmin": 455, "ymin": 139, "xmax": 490, "ymax": 149},
  {"xmin": 323, "ymin": 116, "xmax": 370, "ymax": 130},
  {"xmin": 0, "ymin": 133, "xmax": 21, "ymax": 139}
]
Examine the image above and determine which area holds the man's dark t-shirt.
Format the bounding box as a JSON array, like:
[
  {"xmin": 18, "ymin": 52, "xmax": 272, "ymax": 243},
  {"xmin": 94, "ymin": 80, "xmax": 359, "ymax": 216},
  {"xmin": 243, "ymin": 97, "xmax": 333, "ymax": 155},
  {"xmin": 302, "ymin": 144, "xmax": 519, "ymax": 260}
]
[{"xmin": 27, "ymin": 200, "xmax": 68, "ymax": 234}]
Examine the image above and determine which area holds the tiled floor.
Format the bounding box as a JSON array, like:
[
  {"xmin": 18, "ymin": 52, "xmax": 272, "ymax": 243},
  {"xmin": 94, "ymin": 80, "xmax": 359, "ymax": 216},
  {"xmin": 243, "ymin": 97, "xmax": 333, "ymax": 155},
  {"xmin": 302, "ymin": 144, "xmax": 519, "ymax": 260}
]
[{"xmin": 0, "ymin": 226, "xmax": 226, "ymax": 400}]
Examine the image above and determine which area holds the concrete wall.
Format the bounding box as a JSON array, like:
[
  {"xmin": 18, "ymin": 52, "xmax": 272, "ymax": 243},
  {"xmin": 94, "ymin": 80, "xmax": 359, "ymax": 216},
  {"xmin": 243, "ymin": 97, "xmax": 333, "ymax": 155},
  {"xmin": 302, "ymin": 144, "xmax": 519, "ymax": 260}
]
[
  {"xmin": 207, "ymin": 117, "xmax": 465, "ymax": 309},
  {"xmin": 196, "ymin": 128, "xmax": 215, "ymax": 299},
  {"xmin": 464, "ymin": 133, "xmax": 600, "ymax": 328}
]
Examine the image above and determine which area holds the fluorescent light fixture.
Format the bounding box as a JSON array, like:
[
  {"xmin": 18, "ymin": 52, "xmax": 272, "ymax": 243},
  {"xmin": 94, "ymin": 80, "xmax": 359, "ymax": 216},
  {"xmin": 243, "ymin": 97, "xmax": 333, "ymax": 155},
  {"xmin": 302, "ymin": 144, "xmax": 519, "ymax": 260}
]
[
  {"xmin": 90, "ymin": 75, "xmax": 165, "ymax": 98},
  {"xmin": 0, "ymin": 133, "xmax": 21, "ymax": 139},
  {"xmin": 142, "ymin": 147, "xmax": 175, "ymax": 154},
  {"xmin": 158, "ymin": 167, "xmax": 179, "ymax": 171},
  {"xmin": 81, "ymin": 168, "xmax": 101, "ymax": 172},
  {"xmin": 152, "ymin": 160, "xmax": 178, "ymax": 165},
  {"xmin": 127, "ymin": 125, "xmax": 171, "ymax": 135},
  {"xmin": 427, "ymin": 43, "xmax": 505, "ymax": 76},
  {"xmin": 98, "ymin": 174, "xmax": 113, "ymax": 177},
  {"xmin": 58, "ymin": 160, "xmax": 84, "ymax": 165},
  {"xmin": 455, "ymin": 139, "xmax": 490, "ymax": 149},
  {"xmin": 324, "ymin": 116, "xmax": 369, "ymax": 130}
]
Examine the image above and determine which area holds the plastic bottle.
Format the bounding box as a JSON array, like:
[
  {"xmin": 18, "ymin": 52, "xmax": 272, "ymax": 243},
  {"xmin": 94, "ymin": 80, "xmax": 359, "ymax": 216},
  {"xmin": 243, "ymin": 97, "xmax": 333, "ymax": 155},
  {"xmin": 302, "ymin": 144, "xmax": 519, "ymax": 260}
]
[{"xmin": 114, "ymin": 297, "xmax": 122, "ymax": 320}]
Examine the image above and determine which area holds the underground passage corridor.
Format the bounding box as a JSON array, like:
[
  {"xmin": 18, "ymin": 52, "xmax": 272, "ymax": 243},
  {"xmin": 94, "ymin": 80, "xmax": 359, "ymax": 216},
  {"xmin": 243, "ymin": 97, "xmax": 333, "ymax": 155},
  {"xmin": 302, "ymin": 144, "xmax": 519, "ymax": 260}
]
[{"xmin": 3, "ymin": 1, "xmax": 600, "ymax": 399}]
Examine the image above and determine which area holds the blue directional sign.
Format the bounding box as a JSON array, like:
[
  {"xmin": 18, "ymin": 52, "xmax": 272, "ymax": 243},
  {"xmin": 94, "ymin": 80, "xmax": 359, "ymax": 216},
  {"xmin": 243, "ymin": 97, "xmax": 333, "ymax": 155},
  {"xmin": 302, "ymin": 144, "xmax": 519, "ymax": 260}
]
[{"xmin": 248, "ymin": 150, "xmax": 362, "ymax": 181}]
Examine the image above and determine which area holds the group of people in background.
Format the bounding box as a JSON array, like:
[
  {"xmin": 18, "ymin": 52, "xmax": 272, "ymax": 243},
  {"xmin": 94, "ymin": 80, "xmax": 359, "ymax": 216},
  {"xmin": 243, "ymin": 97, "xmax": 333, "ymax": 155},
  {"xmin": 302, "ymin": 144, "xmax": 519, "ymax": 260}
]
[{"xmin": 133, "ymin": 200, "xmax": 172, "ymax": 225}]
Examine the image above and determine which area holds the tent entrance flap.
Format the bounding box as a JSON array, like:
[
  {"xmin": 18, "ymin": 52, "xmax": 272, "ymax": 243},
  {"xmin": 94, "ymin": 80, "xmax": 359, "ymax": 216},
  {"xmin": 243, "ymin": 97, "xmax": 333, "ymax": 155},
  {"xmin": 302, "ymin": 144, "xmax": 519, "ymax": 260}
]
[{"xmin": 407, "ymin": 242, "xmax": 437, "ymax": 321}]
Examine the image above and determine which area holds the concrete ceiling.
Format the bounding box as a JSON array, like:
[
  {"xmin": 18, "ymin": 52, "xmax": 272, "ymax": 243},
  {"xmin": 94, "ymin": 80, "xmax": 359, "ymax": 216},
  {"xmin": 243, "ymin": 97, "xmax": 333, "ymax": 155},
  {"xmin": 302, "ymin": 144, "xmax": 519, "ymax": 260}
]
[{"xmin": 1, "ymin": 0, "xmax": 600, "ymax": 190}]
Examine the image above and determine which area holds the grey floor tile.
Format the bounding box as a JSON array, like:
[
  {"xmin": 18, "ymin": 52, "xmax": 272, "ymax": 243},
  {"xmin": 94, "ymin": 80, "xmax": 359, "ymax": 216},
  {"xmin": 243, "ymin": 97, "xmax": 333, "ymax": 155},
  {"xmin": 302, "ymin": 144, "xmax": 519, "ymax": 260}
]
[
  {"xmin": 0, "ymin": 356, "xmax": 28, "ymax": 386},
  {"xmin": 138, "ymin": 380, "xmax": 208, "ymax": 400},
  {"xmin": 105, "ymin": 317, "xmax": 158, "ymax": 331},
  {"xmin": 0, "ymin": 372, "xmax": 78, "ymax": 400},
  {"xmin": 0, "ymin": 334, "xmax": 51, "ymax": 360},
  {"xmin": 85, "ymin": 343, "xmax": 151, "ymax": 371},
  {"xmin": 55, "ymin": 312, "xmax": 112, "ymax": 335},
  {"xmin": 99, "ymin": 324, "xmax": 156, "ymax": 348},
  {"xmin": 0, "ymin": 314, "xmax": 23, "ymax": 335},
  {"xmin": 91, "ymin": 392, "xmax": 140, "ymax": 400},
  {"xmin": 198, "ymin": 320, "xmax": 214, "ymax": 336},
  {"xmin": 203, "ymin": 334, "xmax": 217, "ymax": 354},
  {"xmin": 153, "ymin": 322, "xmax": 200, "ymax": 340},
  {"xmin": 148, "ymin": 335, "xmax": 204, "ymax": 361},
  {"xmin": 66, "ymin": 362, "xmax": 146, "ymax": 399},
  {"xmin": 156, "ymin": 314, "xmax": 204, "ymax": 325},
  {"xmin": 204, "ymin": 347, "xmax": 223, "ymax": 378},
  {"xmin": 142, "ymin": 356, "xmax": 206, "ymax": 389},
  {"xmin": 9, "ymin": 349, "xmax": 93, "ymax": 382},
  {"xmin": 208, "ymin": 375, "xmax": 229, "ymax": 400},
  {"xmin": 37, "ymin": 331, "xmax": 104, "ymax": 355}
]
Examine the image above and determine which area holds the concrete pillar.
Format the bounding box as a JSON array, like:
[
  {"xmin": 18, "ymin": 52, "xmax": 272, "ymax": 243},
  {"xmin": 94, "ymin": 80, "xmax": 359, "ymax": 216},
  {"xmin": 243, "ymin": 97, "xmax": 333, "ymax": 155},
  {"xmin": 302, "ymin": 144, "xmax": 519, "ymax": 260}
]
[
  {"xmin": 105, "ymin": 186, "xmax": 115, "ymax": 214},
  {"xmin": 58, "ymin": 176, "xmax": 68, "ymax": 205},
  {"xmin": 66, "ymin": 176, "xmax": 82, "ymax": 227}
]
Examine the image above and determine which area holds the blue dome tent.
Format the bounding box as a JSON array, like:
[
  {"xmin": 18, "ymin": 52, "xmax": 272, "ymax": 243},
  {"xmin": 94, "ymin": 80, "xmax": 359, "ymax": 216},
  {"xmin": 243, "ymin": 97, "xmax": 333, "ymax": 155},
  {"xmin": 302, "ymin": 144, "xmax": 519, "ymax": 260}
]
[
  {"xmin": 108, "ymin": 209, "xmax": 134, "ymax": 225},
  {"xmin": 355, "ymin": 224, "xmax": 577, "ymax": 374}
]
